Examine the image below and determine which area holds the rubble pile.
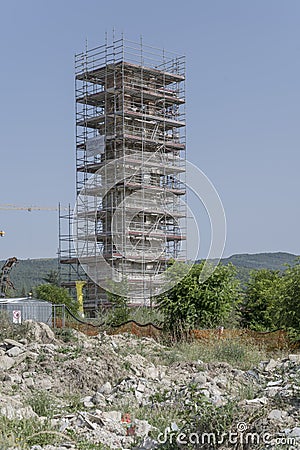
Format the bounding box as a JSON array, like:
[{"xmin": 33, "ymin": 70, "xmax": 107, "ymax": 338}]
[{"xmin": 0, "ymin": 322, "xmax": 298, "ymax": 449}]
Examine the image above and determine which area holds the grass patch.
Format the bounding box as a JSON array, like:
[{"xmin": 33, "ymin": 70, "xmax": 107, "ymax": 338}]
[
  {"xmin": 0, "ymin": 416, "xmax": 63, "ymax": 448},
  {"xmin": 28, "ymin": 391, "xmax": 58, "ymax": 418},
  {"xmin": 155, "ymin": 337, "xmax": 270, "ymax": 370}
]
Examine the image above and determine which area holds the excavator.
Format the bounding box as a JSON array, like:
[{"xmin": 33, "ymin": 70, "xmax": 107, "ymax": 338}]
[{"xmin": 0, "ymin": 257, "xmax": 18, "ymax": 298}]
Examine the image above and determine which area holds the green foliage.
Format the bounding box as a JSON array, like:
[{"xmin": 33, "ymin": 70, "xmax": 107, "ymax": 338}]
[
  {"xmin": 3, "ymin": 258, "xmax": 58, "ymax": 297},
  {"xmin": 154, "ymin": 338, "xmax": 267, "ymax": 370},
  {"xmin": 42, "ymin": 269, "xmax": 60, "ymax": 286},
  {"xmin": 54, "ymin": 327, "xmax": 77, "ymax": 342},
  {"xmin": 213, "ymin": 339, "xmax": 248, "ymax": 365},
  {"xmin": 157, "ymin": 262, "xmax": 241, "ymax": 340},
  {"xmin": 221, "ymin": 251, "xmax": 298, "ymax": 271},
  {"xmin": 106, "ymin": 278, "xmax": 130, "ymax": 326},
  {"xmin": 243, "ymin": 269, "xmax": 282, "ymax": 331},
  {"xmin": 35, "ymin": 284, "xmax": 79, "ymax": 315},
  {"xmin": 3, "ymin": 253, "xmax": 298, "ymax": 298},
  {"xmin": 243, "ymin": 264, "xmax": 300, "ymax": 339},
  {"xmin": 107, "ymin": 293, "xmax": 130, "ymax": 326},
  {"xmin": 127, "ymin": 305, "xmax": 164, "ymax": 324},
  {"xmin": 0, "ymin": 415, "xmax": 62, "ymax": 448},
  {"xmin": 276, "ymin": 264, "xmax": 300, "ymax": 339},
  {"xmin": 28, "ymin": 391, "xmax": 56, "ymax": 418}
]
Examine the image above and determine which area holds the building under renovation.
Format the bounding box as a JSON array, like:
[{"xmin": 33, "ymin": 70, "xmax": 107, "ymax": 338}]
[{"xmin": 59, "ymin": 35, "xmax": 186, "ymax": 312}]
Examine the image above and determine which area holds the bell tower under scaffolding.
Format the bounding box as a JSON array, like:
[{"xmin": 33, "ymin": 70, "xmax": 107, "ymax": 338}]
[{"xmin": 59, "ymin": 35, "xmax": 186, "ymax": 313}]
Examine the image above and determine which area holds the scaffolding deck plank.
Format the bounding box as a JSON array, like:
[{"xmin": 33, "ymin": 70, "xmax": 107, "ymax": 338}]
[{"xmin": 76, "ymin": 60, "xmax": 185, "ymax": 85}]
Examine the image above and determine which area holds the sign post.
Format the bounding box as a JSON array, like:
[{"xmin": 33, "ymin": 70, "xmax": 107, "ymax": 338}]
[{"xmin": 12, "ymin": 310, "xmax": 22, "ymax": 324}]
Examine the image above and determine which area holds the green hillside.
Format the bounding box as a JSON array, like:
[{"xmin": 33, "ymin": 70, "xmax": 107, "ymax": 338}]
[
  {"xmin": 221, "ymin": 252, "xmax": 299, "ymax": 271},
  {"xmin": 220, "ymin": 252, "xmax": 299, "ymax": 285},
  {"xmin": 0, "ymin": 258, "xmax": 58, "ymax": 296},
  {"xmin": 1, "ymin": 252, "xmax": 299, "ymax": 297}
]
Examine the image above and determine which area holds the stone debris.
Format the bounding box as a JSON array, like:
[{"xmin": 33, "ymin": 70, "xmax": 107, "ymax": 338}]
[{"xmin": 0, "ymin": 321, "xmax": 298, "ymax": 449}]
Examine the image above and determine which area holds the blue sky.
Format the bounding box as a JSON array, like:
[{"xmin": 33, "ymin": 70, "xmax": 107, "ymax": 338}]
[{"xmin": 0, "ymin": 0, "xmax": 299, "ymax": 260}]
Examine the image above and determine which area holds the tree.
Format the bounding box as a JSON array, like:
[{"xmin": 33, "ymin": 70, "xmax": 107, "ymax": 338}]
[
  {"xmin": 42, "ymin": 270, "xmax": 60, "ymax": 286},
  {"xmin": 276, "ymin": 264, "xmax": 300, "ymax": 339},
  {"xmin": 242, "ymin": 264, "xmax": 300, "ymax": 339},
  {"xmin": 35, "ymin": 284, "xmax": 79, "ymax": 315},
  {"xmin": 156, "ymin": 262, "xmax": 241, "ymax": 340},
  {"xmin": 20, "ymin": 285, "xmax": 27, "ymax": 297},
  {"xmin": 243, "ymin": 269, "xmax": 282, "ymax": 331},
  {"xmin": 106, "ymin": 278, "xmax": 130, "ymax": 326}
]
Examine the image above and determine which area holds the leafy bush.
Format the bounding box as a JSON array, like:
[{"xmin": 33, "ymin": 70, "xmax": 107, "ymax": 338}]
[
  {"xmin": 243, "ymin": 269, "xmax": 281, "ymax": 331},
  {"xmin": 242, "ymin": 263, "xmax": 300, "ymax": 340},
  {"xmin": 156, "ymin": 262, "xmax": 241, "ymax": 341},
  {"xmin": 35, "ymin": 284, "xmax": 79, "ymax": 315}
]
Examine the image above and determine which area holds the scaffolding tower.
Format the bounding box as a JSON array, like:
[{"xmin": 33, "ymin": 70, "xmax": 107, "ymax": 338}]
[{"xmin": 59, "ymin": 35, "xmax": 186, "ymax": 313}]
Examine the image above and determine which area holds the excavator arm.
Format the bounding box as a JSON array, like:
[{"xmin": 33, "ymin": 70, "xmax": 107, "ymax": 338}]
[{"xmin": 0, "ymin": 257, "xmax": 18, "ymax": 298}]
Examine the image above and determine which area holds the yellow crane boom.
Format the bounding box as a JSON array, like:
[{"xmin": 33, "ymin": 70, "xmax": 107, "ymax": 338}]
[
  {"xmin": 0, "ymin": 204, "xmax": 69, "ymax": 236},
  {"xmin": 0, "ymin": 204, "xmax": 68, "ymax": 212}
]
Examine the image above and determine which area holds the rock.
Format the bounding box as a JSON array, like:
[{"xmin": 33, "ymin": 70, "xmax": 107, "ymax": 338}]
[
  {"xmin": 288, "ymin": 354, "xmax": 300, "ymax": 364},
  {"xmin": 264, "ymin": 386, "xmax": 281, "ymax": 397},
  {"xmin": 245, "ymin": 397, "xmax": 268, "ymax": 405},
  {"xmin": 266, "ymin": 380, "xmax": 282, "ymax": 386},
  {"xmin": 0, "ymin": 403, "xmax": 37, "ymax": 419},
  {"xmin": 214, "ymin": 376, "xmax": 228, "ymax": 390},
  {"xmin": 288, "ymin": 427, "xmax": 300, "ymax": 439},
  {"xmin": 25, "ymin": 320, "xmax": 56, "ymax": 343},
  {"xmin": 245, "ymin": 370, "xmax": 259, "ymax": 381},
  {"xmin": 264, "ymin": 359, "xmax": 278, "ymax": 372},
  {"xmin": 171, "ymin": 422, "xmax": 179, "ymax": 431},
  {"xmin": 24, "ymin": 377, "xmax": 34, "ymax": 388},
  {"xmin": 193, "ymin": 373, "xmax": 207, "ymax": 385},
  {"xmin": 0, "ymin": 329, "xmax": 298, "ymax": 449},
  {"xmin": 136, "ymin": 382, "xmax": 146, "ymax": 393},
  {"xmin": 35, "ymin": 376, "xmax": 53, "ymax": 390},
  {"xmin": 85, "ymin": 412, "xmax": 105, "ymax": 426},
  {"xmin": 201, "ymin": 389, "xmax": 210, "ymax": 398},
  {"xmin": 147, "ymin": 367, "xmax": 159, "ymax": 379},
  {"xmin": 0, "ymin": 355, "xmax": 15, "ymax": 371},
  {"xmin": 81, "ymin": 396, "xmax": 94, "ymax": 408},
  {"xmin": 92, "ymin": 392, "xmax": 106, "ymax": 406},
  {"xmin": 12, "ymin": 352, "xmax": 29, "ymax": 367},
  {"xmin": 134, "ymin": 419, "xmax": 153, "ymax": 437},
  {"xmin": 77, "ymin": 412, "xmax": 98, "ymax": 430},
  {"xmin": 102, "ymin": 410, "xmax": 122, "ymax": 422},
  {"xmin": 133, "ymin": 437, "xmax": 158, "ymax": 450},
  {"xmin": 4, "ymin": 373, "xmax": 22, "ymax": 384},
  {"xmin": 4, "ymin": 339, "xmax": 25, "ymax": 349},
  {"xmin": 211, "ymin": 394, "xmax": 224, "ymax": 405},
  {"xmin": 135, "ymin": 390, "xmax": 144, "ymax": 403},
  {"xmin": 208, "ymin": 385, "xmax": 223, "ymax": 400},
  {"xmin": 7, "ymin": 346, "xmax": 24, "ymax": 357},
  {"xmin": 267, "ymin": 409, "xmax": 287, "ymax": 420},
  {"xmin": 98, "ymin": 381, "xmax": 112, "ymax": 395}
]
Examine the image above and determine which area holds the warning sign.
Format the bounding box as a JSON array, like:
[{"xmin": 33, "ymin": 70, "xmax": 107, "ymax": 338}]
[{"xmin": 13, "ymin": 310, "xmax": 22, "ymax": 324}]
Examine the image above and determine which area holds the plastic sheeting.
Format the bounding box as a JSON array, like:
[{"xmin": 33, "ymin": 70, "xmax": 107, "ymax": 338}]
[{"xmin": 86, "ymin": 135, "xmax": 105, "ymax": 157}]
